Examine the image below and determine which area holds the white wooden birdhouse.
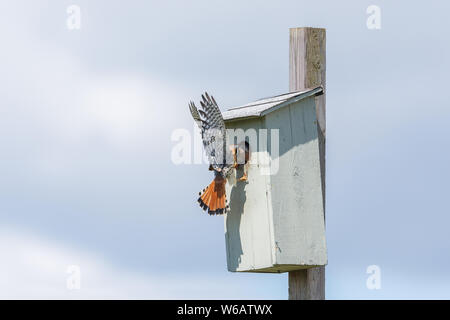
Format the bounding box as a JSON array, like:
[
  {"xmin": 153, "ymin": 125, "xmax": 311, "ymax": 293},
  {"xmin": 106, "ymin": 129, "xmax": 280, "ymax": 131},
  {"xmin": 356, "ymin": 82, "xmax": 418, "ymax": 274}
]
[{"xmin": 222, "ymin": 86, "xmax": 327, "ymax": 273}]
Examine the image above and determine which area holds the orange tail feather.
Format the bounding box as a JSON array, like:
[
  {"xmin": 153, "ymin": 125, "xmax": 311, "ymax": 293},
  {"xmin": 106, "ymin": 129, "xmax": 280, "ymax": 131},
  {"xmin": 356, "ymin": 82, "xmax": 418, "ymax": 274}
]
[
  {"xmin": 201, "ymin": 184, "xmax": 212, "ymax": 207},
  {"xmin": 197, "ymin": 176, "xmax": 227, "ymax": 215}
]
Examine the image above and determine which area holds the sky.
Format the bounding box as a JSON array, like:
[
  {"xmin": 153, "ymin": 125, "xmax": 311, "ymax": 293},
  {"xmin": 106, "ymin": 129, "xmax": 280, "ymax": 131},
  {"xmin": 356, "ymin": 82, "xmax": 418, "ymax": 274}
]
[{"xmin": 0, "ymin": 0, "xmax": 449, "ymax": 299}]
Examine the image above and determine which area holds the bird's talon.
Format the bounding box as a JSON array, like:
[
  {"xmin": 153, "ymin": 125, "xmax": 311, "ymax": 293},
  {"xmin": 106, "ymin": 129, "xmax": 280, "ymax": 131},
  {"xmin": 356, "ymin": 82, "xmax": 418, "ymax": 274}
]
[{"xmin": 238, "ymin": 174, "xmax": 248, "ymax": 182}]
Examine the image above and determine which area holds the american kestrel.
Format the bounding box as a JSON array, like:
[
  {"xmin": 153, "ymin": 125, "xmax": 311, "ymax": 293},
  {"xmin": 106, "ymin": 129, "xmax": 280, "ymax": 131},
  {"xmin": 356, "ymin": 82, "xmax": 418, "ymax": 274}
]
[{"xmin": 189, "ymin": 93, "xmax": 249, "ymax": 215}]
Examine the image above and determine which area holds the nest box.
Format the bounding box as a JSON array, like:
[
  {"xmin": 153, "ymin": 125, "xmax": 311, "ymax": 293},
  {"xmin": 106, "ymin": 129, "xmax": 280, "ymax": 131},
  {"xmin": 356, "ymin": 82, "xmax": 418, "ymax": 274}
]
[{"xmin": 222, "ymin": 86, "xmax": 327, "ymax": 273}]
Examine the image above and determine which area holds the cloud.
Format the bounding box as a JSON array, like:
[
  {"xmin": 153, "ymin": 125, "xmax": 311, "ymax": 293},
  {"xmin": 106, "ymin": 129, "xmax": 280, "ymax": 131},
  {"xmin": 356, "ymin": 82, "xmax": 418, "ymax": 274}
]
[
  {"xmin": 0, "ymin": 226, "xmax": 285, "ymax": 299},
  {"xmin": 0, "ymin": 22, "xmax": 190, "ymax": 186}
]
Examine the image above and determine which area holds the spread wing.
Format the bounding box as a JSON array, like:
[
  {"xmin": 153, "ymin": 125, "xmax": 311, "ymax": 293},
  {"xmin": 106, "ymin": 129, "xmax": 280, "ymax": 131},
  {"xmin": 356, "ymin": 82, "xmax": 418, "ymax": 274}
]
[{"xmin": 189, "ymin": 92, "xmax": 229, "ymax": 171}]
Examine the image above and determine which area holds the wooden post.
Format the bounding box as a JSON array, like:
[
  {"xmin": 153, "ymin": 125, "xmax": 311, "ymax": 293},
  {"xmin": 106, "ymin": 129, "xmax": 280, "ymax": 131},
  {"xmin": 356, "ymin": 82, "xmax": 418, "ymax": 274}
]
[{"xmin": 288, "ymin": 27, "xmax": 326, "ymax": 300}]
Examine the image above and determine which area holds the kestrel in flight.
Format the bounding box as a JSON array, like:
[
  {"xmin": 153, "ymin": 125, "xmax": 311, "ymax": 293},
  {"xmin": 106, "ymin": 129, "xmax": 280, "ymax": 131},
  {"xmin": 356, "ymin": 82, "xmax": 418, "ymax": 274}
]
[{"xmin": 189, "ymin": 93, "xmax": 249, "ymax": 215}]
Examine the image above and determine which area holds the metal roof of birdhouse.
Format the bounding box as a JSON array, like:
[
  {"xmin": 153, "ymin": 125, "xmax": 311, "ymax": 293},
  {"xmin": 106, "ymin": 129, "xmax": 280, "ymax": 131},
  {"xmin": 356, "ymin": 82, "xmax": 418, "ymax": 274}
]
[{"xmin": 222, "ymin": 85, "xmax": 323, "ymax": 122}]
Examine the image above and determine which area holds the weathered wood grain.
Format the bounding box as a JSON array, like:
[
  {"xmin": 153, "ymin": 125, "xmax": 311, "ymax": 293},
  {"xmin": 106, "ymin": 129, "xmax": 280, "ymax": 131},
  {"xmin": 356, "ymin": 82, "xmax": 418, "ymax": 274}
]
[
  {"xmin": 289, "ymin": 27, "xmax": 326, "ymax": 136},
  {"xmin": 288, "ymin": 27, "xmax": 326, "ymax": 300}
]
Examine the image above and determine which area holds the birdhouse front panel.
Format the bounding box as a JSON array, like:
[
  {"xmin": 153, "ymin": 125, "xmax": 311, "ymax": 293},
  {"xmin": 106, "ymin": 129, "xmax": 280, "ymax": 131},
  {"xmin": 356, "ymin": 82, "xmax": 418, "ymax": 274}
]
[
  {"xmin": 222, "ymin": 88, "xmax": 327, "ymax": 273},
  {"xmin": 224, "ymin": 118, "xmax": 275, "ymax": 272}
]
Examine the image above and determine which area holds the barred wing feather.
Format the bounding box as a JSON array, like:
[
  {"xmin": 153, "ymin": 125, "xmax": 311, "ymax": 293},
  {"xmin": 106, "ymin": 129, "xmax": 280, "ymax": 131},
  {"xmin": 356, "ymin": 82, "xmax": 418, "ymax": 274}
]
[{"xmin": 189, "ymin": 93, "xmax": 229, "ymax": 171}]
